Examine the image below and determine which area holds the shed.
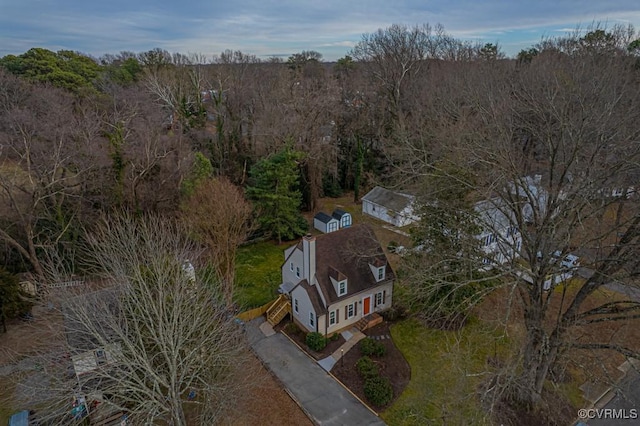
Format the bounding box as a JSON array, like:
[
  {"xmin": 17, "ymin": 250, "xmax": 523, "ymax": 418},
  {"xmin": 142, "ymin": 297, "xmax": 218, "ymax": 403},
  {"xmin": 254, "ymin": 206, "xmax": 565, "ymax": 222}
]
[
  {"xmin": 313, "ymin": 212, "xmax": 339, "ymax": 233},
  {"xmin": 361, "ymin": 186, "xmax": 417, "ymax": 227},
  {"xmin": 331, "ymin": 209, "xmax": 352, "ymax": 228}
]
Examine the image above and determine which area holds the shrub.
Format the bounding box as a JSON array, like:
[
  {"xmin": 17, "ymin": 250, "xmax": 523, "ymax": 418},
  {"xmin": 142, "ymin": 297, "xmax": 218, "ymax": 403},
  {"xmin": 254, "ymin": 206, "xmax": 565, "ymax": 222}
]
[
  {"xmin": 306, "ymin": 332, "xmax": 327, "ymax": 351},
  {"xmin": 330, "ymin": 333, "xmax": 340, "ymax": 341},
  {"xmin": 284, "ymin": 322, "xmax": 302, "ymax": 336},
  {"xmin": 364, "ymin": 376, "xmax": 394, "ymax": 407},
  {"xmin": 356, "ymin": 356, "xmax": 379, "ymax": 379},
  {"xmin": 359, "ymin": 337, "xmax": 386, "ymax": 357}
]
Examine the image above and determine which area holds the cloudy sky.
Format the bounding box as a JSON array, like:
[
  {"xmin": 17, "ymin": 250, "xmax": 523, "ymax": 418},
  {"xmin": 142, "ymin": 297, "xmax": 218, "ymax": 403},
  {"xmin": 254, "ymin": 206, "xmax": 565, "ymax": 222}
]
[{"xmin": 1, "ymin": 1, "xmax": 639, "ymax": 60}]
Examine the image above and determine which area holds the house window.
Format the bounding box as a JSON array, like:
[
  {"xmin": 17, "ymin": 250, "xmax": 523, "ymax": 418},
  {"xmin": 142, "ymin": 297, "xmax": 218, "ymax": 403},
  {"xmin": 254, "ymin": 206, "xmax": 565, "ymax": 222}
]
[
  {"xmin": 296, "ymin": 266, "xmax": 300, "ymax": 278},
  {"xmin": 329, "ymin": 310, "xmax": 336, "ymax": 326},
  {"xmin": 338, "ymin": 280, "xmax": 347, "ymax": 296},
  {"xmin": 294, "ymin": 298, "xmax": 299, "ymax": 313},
  {"xmin": 290, "ymin": 262, "xmax": 293, "ymax": 272},
  {"xmin": 95, "ymin": 349, "xmax": 107, "ymax": 366},
  {"xmin": 342, "ymin": 216, "xmax": 351, "ymax": 227},
  {"xmin": 374, "ymin": 291, "xmax": 384, "ymax": 307},
  {"xmin": 377, "ymin": 267, "xmax": 385, "ymax": 281},
  {"xmin": 328, "ymin": 221, "xmax": 338, "ymax": 232},
  {"xmin": 482, "ymin": 258, "xmax": 491, "ymax": 264},
  {"xmin": 309, "ymin": 312, "xmax": 315, "ymax": 328},
  {"xmin": 347, "ymin": 303, "xmax": 355, "ymax": 319}
]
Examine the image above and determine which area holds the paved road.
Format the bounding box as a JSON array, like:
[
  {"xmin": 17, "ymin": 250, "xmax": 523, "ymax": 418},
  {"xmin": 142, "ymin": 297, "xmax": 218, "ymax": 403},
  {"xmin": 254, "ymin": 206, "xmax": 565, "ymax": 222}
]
[
  {"xmin": 587, "ymin": 370, "xmax": 640, "ymax": 426},
  {"xmin": 575, "ymin": 267, "xmax": 640, "ymax": 426},
  {"xmin": 247, "ymin": 318, "xmax": 385, "ymax": 426}
]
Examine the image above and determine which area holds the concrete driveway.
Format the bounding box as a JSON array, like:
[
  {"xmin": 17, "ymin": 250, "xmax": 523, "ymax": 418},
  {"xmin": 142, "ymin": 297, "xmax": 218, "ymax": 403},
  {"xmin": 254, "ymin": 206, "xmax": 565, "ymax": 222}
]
[{"xmin": 247, "ymin": 318, "xmax": 385, "ymax": 426}]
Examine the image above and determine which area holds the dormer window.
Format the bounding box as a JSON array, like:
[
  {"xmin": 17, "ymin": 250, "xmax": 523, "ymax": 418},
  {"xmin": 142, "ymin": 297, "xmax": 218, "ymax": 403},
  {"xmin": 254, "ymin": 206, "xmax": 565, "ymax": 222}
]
[
  {"xmin": 338, "ymin": 280, "xmax": 347, "ymax": 296},
  {"xmin": 377, "ymin": 267, "xmax": 385, "ymax": 281}
]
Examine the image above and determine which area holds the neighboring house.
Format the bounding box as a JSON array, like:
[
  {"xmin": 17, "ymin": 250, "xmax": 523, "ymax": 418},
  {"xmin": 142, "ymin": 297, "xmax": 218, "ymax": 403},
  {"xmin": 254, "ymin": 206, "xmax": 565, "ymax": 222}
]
[
  {"xmin": 474, "ymin": 198, "xmax": 522, "ymax": 266},
  {"xmin": 280, "ymin": 224, "xmax": 394, "ymax": 335},
  {"xmin": 332, "ymin": 209, "xmax": 352, "ymax": 228},
  {"xmin": 507, "ymin": 174, "xmax": 553, "ymax": 223},
  {"xmin": 71, "ymin": 344, "xmax": 121, "ymax": 379},
  {"xmin": 313, "ymin": 212, "xmax": 340, "ymax": 234},
  {"xmin": 361, "ymin": 186, "xmax": 418, "ymax": 227}
]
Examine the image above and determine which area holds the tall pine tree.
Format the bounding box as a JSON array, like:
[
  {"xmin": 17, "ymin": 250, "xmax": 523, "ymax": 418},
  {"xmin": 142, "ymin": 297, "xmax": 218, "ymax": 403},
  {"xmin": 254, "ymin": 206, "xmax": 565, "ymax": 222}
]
[{"xmin": 247, "ymin": 147, "xmax": 308, "ymax": 243}]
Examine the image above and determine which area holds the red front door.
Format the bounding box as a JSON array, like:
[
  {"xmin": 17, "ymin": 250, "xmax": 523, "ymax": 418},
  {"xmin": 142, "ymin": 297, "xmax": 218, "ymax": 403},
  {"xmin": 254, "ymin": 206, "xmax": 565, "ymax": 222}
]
[{"xmin": 363, "ymin": 296, "xmax": 371, "ymax": 315}]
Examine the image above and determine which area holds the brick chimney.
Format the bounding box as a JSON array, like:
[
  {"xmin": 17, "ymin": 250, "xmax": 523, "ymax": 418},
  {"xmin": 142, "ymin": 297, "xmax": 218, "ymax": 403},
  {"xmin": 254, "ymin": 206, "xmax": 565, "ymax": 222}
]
[{"xmin": 302, "ymin": 234, "xmax": 316, "ymax": 284}]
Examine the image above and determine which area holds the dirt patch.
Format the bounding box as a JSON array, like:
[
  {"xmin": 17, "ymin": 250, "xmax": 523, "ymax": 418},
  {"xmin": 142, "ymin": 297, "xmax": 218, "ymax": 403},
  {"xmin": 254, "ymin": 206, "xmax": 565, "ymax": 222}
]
[
  {"xmin": 225, "ymin": 352, "xmax": 313, "ymax": 426},
  {"xmin": 0, "ymin": 305, "xmax": 64, "ymax": 367},
  {"xmin": 331, "ymin": 322, "xmax": 411, "ymax": 413}
]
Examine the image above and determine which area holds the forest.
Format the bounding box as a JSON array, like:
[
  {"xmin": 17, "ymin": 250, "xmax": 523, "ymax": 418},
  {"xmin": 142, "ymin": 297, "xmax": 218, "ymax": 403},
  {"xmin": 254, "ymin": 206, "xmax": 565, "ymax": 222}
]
[{"xmin": 2, "ymin": 22, "xmax": 640, "ymax": 424}]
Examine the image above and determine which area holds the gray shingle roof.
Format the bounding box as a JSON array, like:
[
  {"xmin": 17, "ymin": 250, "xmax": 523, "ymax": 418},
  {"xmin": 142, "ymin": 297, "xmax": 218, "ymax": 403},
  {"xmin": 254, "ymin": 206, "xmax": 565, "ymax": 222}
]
[
  {"xmin": 314, "ymin": 212, "xmax": 335, "ymax": 224},
  {"xmin": 362, "ymin": 186, "xmax": 414, "ymax": 212}
]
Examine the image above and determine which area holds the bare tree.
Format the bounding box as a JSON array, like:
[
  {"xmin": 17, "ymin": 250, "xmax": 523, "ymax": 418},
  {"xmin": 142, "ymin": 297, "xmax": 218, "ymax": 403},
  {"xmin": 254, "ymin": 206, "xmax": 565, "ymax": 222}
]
[
  {"xmin": 405, "ymin": 29, "xmax": 640, "ymax": 418},
  {"xmin": 28, "ymin": 213, "xmax": 249, "ymax": 425},
  {"xmin": 0, "ymin": 72, "xmax": 96, "ymax": 278},
  {"xmin": 181, "ymin": 177, "xmax": 253, "ymax": 306}
]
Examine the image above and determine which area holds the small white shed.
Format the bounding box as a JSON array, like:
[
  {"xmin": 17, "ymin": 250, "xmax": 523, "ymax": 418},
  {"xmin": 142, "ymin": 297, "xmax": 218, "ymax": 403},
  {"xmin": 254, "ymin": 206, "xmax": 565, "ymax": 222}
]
[
  {"xmin": 332, "ymin": 209, "xmax": 352, "ymax": 228},
  {"xmin": 314, "ymin": 212, "xmax": 339, "ymax": 233}
]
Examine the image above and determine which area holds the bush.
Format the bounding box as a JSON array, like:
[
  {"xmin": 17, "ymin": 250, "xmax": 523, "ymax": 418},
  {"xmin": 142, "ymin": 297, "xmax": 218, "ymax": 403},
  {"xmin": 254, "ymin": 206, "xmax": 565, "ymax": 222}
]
[
  {"xmin": 356, "ymin": 356, "xmax": 379, "ymax": 379},
  {"xmin": 330, "ymin": 333, "xmax": 340, "ymax": 341},
  {"xmin": 306, "ymin": 332, "xmax": 327, "ymax": 351},
  {"xmin": 364, "ymin": 376, "xmax": 394, "ymax": 407},
  {"xmin": 284, "ymin": 322, "xmax": 303, "ymax": 336},
  {"xmin": 359, "ymin": 337, "xmax": 386, "ymax": 357}
]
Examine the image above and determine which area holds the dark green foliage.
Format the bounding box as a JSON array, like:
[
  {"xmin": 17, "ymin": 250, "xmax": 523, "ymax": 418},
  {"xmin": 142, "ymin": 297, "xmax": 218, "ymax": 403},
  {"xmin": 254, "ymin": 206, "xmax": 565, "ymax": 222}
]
[
  {"xmin": 356, "ymin": 356, "xmax": 379, "ymax": 379},
  {"xmin": 330, "ymin": 332, "xmax": 340, "ymax": 341},
  {"xmin": 102, "ymin": 57, "xmax": 143, "ymax": 85},
  {"xmin": 0, "ymin": 48, "xmax": 101, "ymax": 92},
  {"xmin": 0, "ymin": 268, "xmax": 33, "ymax": 322},
  {"xmin": 284, "ymin": 322, "xmax": 303, "ymax": 337},
  {"xmin": 246, "ymin": 146, "xmax": 308, "ymax": 243},
  {"xmin": 322, "ymin": 172, "xmax": 343, "ymax": 197},
  {"xmin": 359, "ymin": 337, "xmax": 386, "ymax": 357},
  {"xmin": 364, "ymin": 376, "xmax": 394, "ymax": 407},
  {"xmin": 306, "ymin": 332, "xmax": 327, "ymax": 351},
  {"xmin": 181, "ymin": 152, "xmax": 214, "ymax": 197},
  {"xmin": 406, "ymin": 164, "xmax": 490, "ymax": 327}
]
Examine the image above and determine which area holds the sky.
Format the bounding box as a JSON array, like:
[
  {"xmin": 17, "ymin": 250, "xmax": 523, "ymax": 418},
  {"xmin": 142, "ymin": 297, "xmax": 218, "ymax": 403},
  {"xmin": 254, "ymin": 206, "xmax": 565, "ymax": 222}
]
[{"xmin": 1, "ymin": 1, "xmax": 639, "ymax": 61}]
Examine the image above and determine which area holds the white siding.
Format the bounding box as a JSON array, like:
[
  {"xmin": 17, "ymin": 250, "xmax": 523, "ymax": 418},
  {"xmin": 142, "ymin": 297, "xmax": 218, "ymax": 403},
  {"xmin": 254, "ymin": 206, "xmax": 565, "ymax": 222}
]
[
  {"xmin": 324, "ymin": 282, "xmax": 394, "ymax": 334},
  {"xmin": 314, "ymin": 218, "xmax": 339, "ymax": 233},
  {"xmin": 282, "ymin": 247, "xmax": 304, "ymax": 290},
  {"xmin": 291, "ymin": 285, "xmax": 317, "ymax": 333}
]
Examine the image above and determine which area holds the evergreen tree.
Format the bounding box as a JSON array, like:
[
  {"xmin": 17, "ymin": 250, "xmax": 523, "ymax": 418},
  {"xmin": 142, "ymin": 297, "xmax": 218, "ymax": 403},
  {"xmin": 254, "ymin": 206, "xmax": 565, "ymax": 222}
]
[{"xmin": 246, "ymin": 147, "xmax": 308, "ymax": 243}]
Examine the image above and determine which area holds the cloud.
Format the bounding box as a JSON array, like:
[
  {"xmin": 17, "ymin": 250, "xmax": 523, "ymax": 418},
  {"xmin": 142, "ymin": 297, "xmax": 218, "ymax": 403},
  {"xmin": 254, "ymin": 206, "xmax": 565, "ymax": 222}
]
[{"xmin": 1, "ymin": 0, "xmax": 639, "ymax": 60}]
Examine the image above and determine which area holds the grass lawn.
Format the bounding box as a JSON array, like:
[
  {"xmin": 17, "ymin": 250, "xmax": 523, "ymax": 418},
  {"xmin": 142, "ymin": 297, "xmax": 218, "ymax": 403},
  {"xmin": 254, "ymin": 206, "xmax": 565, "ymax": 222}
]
[
  {"xmin": 234, "ymin": 241, "xmax": 285, "ymax": 309},
  {"xmin": 382, "ymin": 318, "xmax": 510, "ymax": 425}
]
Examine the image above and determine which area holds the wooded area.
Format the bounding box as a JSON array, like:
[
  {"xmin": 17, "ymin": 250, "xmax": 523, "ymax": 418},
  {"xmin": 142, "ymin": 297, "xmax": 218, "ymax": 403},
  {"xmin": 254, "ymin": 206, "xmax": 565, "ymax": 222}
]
[{"xmin": 2, "ymin": 22, "xmax": 640, "ymax": 424}]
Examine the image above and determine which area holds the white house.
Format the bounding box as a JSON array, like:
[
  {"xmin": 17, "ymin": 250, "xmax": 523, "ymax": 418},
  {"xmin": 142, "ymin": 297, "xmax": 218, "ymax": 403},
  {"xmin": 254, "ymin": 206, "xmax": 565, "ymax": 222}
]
[
  {"xmin": 361, "ymin": 186, "xmax": 417, "ymax": 227},
  {"xmin": 280, "ymin": 225, "xmax": 394, "ymax": 335},
  {"xmin": 313, "ymin": 212, "xmax": 340, "ymax": 233},
  {"xmin": 474, "ymin": 198, "xmax": 522, "ymax": 266}
]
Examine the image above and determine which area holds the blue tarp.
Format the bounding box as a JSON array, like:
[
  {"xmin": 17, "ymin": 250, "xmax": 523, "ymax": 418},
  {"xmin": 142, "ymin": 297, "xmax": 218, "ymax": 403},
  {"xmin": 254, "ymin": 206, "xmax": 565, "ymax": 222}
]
[{"xmin": 9, "ymin": 410, "xmax": 29, "ymax": 426}]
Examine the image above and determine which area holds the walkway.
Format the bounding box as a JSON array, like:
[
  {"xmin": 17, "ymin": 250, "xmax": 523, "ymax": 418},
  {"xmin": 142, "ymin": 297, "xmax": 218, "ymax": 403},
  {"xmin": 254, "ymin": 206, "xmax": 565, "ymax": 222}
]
[
  {"xmin": 247, "ymin": 318, "xmax": 385, "ymax": 426},
  {"xmin": 318, "ymin": 328, "xmax": 365, "ymax": 372}
]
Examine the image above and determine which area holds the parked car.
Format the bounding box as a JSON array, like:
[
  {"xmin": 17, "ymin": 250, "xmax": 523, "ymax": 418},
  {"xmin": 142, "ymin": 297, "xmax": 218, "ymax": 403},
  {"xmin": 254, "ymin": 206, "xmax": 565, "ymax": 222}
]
[{"xmin": 560, "ymin": 253, "xmax": 580, "ymax": 269}]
